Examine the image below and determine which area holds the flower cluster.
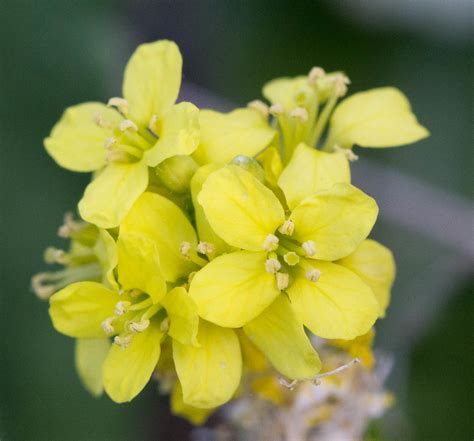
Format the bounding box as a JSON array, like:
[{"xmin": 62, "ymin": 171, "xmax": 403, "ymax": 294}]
[{"xmin": 33, "ymin": 40, "xmax": 427, "ymax": 423}]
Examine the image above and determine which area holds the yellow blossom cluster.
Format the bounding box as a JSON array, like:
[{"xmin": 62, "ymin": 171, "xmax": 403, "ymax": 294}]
[{"xmin": 33, "ymin": 40, "xmax": 428, "ymax": 423}]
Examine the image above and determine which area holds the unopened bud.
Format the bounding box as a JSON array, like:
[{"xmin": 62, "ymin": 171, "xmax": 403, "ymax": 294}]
[
  {"xmin": 231, "ymin": 155, "xmax": 265, "ymax": 183},
  {"xmin": 155, "ymin": 155, "xmax": 199, "ymax": 193}
]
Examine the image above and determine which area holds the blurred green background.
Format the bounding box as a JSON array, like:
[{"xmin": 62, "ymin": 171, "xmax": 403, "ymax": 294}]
[{"xmin": 1, "ymin": 1, "xmax": 472, "ymax": 440}]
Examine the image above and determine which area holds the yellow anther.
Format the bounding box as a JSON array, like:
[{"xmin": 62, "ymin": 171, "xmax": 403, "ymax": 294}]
[
  {"xmin": 114, "ymin": 301, "xmax": 131, "ymax": 316},
  {"xmin": 306, "ymin": 268, "xmax": 321, "ymax": 282},
  {"xmin": 107, "ymin": 97, "xmax": 129, "ymax": 115},
  {"xmin": 160, "ymin": 317, "xmax": 170, "ymax": 332},
  {"xmin": 265, "ymin": 258, "xmax": 281, "ymax": 274},
  {"xmin": 307, "ymin": 66, "xmax": 326, "ymax": 85},
  {"xmin": 180, "ymin": 241, "xmax": 192, "ymax": 259},
  {"xmin": 196, "ymin": 242, "xmax": 215, "ymax": 255},
  {"xmin": 302, "ymin": 240, "xmax": 317, "ymax": 257},
  {"xmin": 263, "ymin": 234, "xmax": 279, "ymax": 251},
  {"xmin": 278, "ymin": 219, "xmax": 294, "ymax": 236},
  {"xmin": 276, "ymin": 272, "xmax": 289, "ymax": 291},
  {"xmin": 101, "ymin": 317, "xmax": 115, "ymax": 335},
  {"xmin": 247, "ymin": 100, "xmax": 269, "ymax": 118},
  {"xmin": 283, "ymin": 252, "xmax": 300, "ymax": 266},
  {"xmin": 128, "ymin": 319, "xmax": 150, "ymax": 334},
  {"xmin": 119, "ymin": 119, "xmax": 138, "ymax": 132},
  {"xmin": 269, "ymin": 103, "xmax": 284, "ymax": 116},
  {"xmin": 114, "ymin": 334, "xmax": 133, "ymax": 348},
  {"xmin": 289, "ymin": 107, "xmax": 309, "ymax": 122}
]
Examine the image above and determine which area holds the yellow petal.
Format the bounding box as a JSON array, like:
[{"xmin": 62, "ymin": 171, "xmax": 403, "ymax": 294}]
[
  {"xmin": 243, "ymin": 295, "xmax": 321, "ymax": 379},
  {"xmin": 93, "ymin": 229, "xmax": 119, "ymax": 290},
  {"xmin": 287, "ymin": 261, "xmax": 379, "ymax": 339},
  {"xmin": 190, "ymin": 164, "xmax": 233, "ymax": 258},
  {"xmin": 337, "ymin": 239, "xmax": 395, "ymax": 317},
  {"xmin": 257, "ymin": 146, "xmax": 283, "ymax": 188},
  {"xmin": 327, "ymin": 87, "xmax": 429, "ymax": 149},
  {"xmin": 49, "ymin": 282, "xmax": 117, "ymax": 338},
  {"xmin": 278, "ymin": 143, "xmax": 350, "ymax": 209},
  {"xmin": 291, "ymin": 183, "xmax": 378, "ymax": 261},
  {"xmin": 121, "ymin": 192, "xmax": 198, "ymax": 282},
  {"xmin": 262, "ymin": 76, "xmax": 316, "ymax": 111},
  {"xmin": 197, "ymin": 165, "xmax": 285, "ymax": 251},
  {"xmin": 117, "ymin": 233, "xmax": 167, "ymax": 303},
  {"xmin": 173, "ymin": 321, "xmax": 241, "ymax": 408},
  {"xmin": 123, "ymin": 40, "xmax": 182, "ymax": 126},
  {"xmin": 75, "ymin": 338, "xmax": 110, "ymax": 397},
  {"xmin": 103, "ymin": 319, "xmax": 164, "ymax": 403},
  {"xmin": 189, "ymin": 251, "xmax": 280, "ymax": 327},
  {"xmin": 78, "ymin": 162, "xmax": 148, "ymax": 229},
  {"xmin": 44, "ymin": 102, "xmax": 121, "ymax": 172},
  {"xmin": 144, "ymin": 102, "xmax": 200, "ymax": 167},
  {"xmin": 171, "ymin": 382, "xmax": 214, "ymax": 425},
  {"xmin": 161, "ymin": 287, "xmax": 199, "ymax": 346},
  {"xmin": 193, "ymin": 108, "xmax": 276, "ymax": 164}
]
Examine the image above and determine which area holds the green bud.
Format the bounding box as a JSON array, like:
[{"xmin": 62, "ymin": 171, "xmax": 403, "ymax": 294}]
[
  {"xmin": 231, "ymin": 155, "xmax": 265, "ymax": 182},
  {"xmin": 155, "ymin": 155, "xmax": 199, "ymax": 193}
]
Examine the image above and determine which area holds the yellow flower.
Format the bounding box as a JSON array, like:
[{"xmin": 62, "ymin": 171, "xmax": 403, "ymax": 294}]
[
  {"xmin": 188, "ymin": 164, "xmax": 380, "ymax": 380},
  {"xmin": 45, "ymin": 40, "xmax": 199, "ymax": 228}
]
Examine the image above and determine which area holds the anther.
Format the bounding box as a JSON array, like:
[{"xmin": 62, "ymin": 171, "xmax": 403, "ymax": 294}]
[
  {"xmin": 92, "ymin": 111, "xmax": 110, "ymax": 128},
  {"xmin": 263, "ymin": 234, "xmax": 279, "ymax": 251},
  {"xmin": 276, "ymin": 272, "xmax": 289, "ymax": 291},
  {"xmin": 180, "ymin": 241, "xmax": 192, "ymax": 259},
  {"xmin": 289, "ymin": 107, "xmax": 309, "ymax": 122},
  {"xmin": 305, "ymin": 268, "xmax": 321, "ymax": 282},
  {"xmin": 302, "ymin": 240, "xmax": 317, "ymax": 257},
  {"xmin": 334, "ymin": 144, "xmax": 359, "ymax": 162},
  {"xmin": 107, "ymin": 150, "xmax": 130, "ymax": 163},
  {"xmin": 333, "ymin": 74, "xmax": 350, "ymax": 97},
  {"xmin": 107, "ymin": 97, "xmax": 129, "ymax": 115},
  {"xmin": 128, "ymin": 289, "xmax": 142, "ymax": 298},
  {"xmin": 57, "ymin": 212, "xmax": 83, "ymax": 238},
  {"xmin": 278, "ymin": 219, "xmax": 294, "ymax": 236},
  {"xmin": 31, "ymin": 273, "xmax": 56, "ymax": 300},
  {"xmin": 101, "ymin": 317, "xmax": 115, "ymax": 335},
  {"xmin": 104, "ymin": 137, "xmax": 117, "ymax": 150},
  {"xmin": 247, "ymin": 100, "xmax": 269, "ymax": 118},
  {"xmin": 114, "ymin": 301, "xmax": 131, "ymax": 316},
  {"xmin": 283, "ymin": 252, "xmax": 300, "ymax": 266},
  {"xmin": 44, "ymin": 247, "xmax": 69, "ymax": 265},
  {"xmin": 265, "ymin": 258, "xmax": 281, "ymax": 274},
  {"xmin": 114, "ymin": 334, "xmax": 133, "ymax": 348},
  {"xmin": 269, "ymin": 103, "xmax": 284, "ymax": 116},
  {"xmin": 196, "ymin": 242, "xmax": 215, "ymax": 255},
  {"xmin": 160, "ymin": 317, "xmax": 170, "ymax": 332},
  {"xmin": 307, "ymin": 66, "xmax": 326, "ymax": 86},
  {"xmin": 119, "ymin": 119, "xmax": 138, "ymax": 132},
  {"xmin": 128, "ymin": 319, "xmax": 150, "ymax": 334}
]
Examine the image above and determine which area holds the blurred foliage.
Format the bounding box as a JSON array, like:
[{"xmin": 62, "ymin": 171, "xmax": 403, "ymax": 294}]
[{"xmin": 1, "ymin": 1, "xmax": 471, "ymax": 440}]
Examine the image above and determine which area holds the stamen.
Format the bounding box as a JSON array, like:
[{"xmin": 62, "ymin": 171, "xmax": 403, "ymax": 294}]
[
  {"xmin": 119, "ymin": 119, "xmax": 138, "ymax": 132},
  {"xmin": 276, "ymin": 272, "xmax": 289, "ymax": 290},
  {"xmin": 263, "ymin": 234, "xmax": 279, "ymax": 251},
  {"xmin": 334, "ymin": 144, "xmax": 359, "ymax": 162},
  {"xmin": 289, "ymin": 107, "xmax": 308, "ymax": 122},
  {"xmin": 180, "ymin": 241, "xmax": 192, "ymax": 259},
  {"xmin": 44, "ymin": 247, "xmax": 69, "ymax": 265},
  {"xmin": 247, "ymin": 100, "xmax": 269, "ymax": 118},
  {"xmin": 101, "ymin": 317, "xmax": 115, "ymax": 335},
  {"xmin": 107, "ymin": 97, "xmax": 129, "ymax": 115},
  {"xmin": 302, "ymin": 240, "xmax": 317, "ymax": 257},
  {"xmin": 269, "ymin": 103, "xmax": 284, "ymax": 116},
  {"xmin": 103, "ymin": 137, "xmax": 117, "ymax": 150},
  {"xmin": 196, "ymin": 242, "xmax": 215, "ymax": 255},
  {"xmin": 283, "ymin": 252, "xmax": 300, "ymax": 266},
  {"xmin": 57, "ymin": 212, "xmax": 84, "ymax": 238},
  {"xmin": 92, "ymin": 111, "xmax": 113, "ymax": 128},
  {"xmin": 265, "ymin": 258, "xmax": 281, "ymax": 274},
  {"xmin": 333, "ymin": 74, "xmax": 350, "ymax": 97},
  {"xmin": 312, "ymin": 358, "xmax": 360, "ymax": 385},
  {"xmin": 307, "ymin": 66, "xmax": 326, "ymax": 86},
  {"xmin": 305, "ymin": 268, "xmax": 321, "ymax": 282},
  {"xmin": 31, "ymin": 273, "xmax": 56, "ymax": 300},
  {"xmin": 114, "ymin": 301, "xmax": 131, "ymax": 316},
  {"xmin": 278, "ymin": 219, "xmax": 295, "ymax": 236},
  {"xmin": 114, "ymin": 334, "xmax": 133, "ymax": 348},
  {"xmin": 128, "ymin": 319, "xmax": 150, "ymax": 334},
  {"xmin": 159, "ymin": 317, "xmax": 170, "ymax": 332}
]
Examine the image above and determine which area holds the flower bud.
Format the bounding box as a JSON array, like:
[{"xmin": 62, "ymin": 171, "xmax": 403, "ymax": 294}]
[{"xmin": 155, "ymin": 155, "xmax": 199, "ymax": 193}]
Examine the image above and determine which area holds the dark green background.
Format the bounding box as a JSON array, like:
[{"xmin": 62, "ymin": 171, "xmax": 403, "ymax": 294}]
[{"xmin": 1, "ymin": 1, "xmax": 472, "ymax": 440}]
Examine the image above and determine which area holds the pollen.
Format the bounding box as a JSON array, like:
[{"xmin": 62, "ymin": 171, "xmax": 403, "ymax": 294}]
[
  {"xmin": 119, "ymin": 119, "xmax": 138, "ymax": 132},
  {"xmin": 104, "ymin": 137, "xmax": 117, "ymax": 150},
  {"xmin": 101, "ymin": 317, "xmax": 115, "ymax": 335},
  {"xmin": 278, "ymin": 219, "xmax": 294, "ymax": 236},
  {"xmin": 302, "ymin": 240, "xmax": 317, "ymax": 257},
  {"xmin": 307, "ymin": 66, "xmax": 326, "ymax": 85},
  {"xmin": 247, "ymin": 100, "xmax": 269, "ymax": 118},
  {"xmin": 276, "ymin": 272, "xmax": 289, "ymax": 290},
  {"xmin": 289, "ymin": 107, "xmax": 309, "ymax": 122},
  {"xmin": 107, "ymin": 97, "xmax": 129, "ymax": 115},
  {"xmin": 180, "ymin": 241, "xmax": 192, "ymax": 259},
  {"xmin": 263, "ymin": 234, "xmax": 279, "ymax": 251},
  {"xmin": 114, "ymin": 334, "xmax": 133, "ymax": 349},
  {"xmin": 129, "ymin": 319, "xmax": 150, "ymax": 334},
  {"xmin": 305, "ymin": 268, "xmax": 321, "ymax": 282},
  {"xmin": 114, "ymin": 301, "xmax": 131, "ymax": 316},
  {"xmin": 197, "ymin": 242, "xmax": 215, "ymax": 255},
  {"xmin": 265, "ymin": 258, "xmax": 281, "ymax": 274},
  {"xmin": 269, "ymin": 103, "xmax": 284, "ymax": 116}
]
